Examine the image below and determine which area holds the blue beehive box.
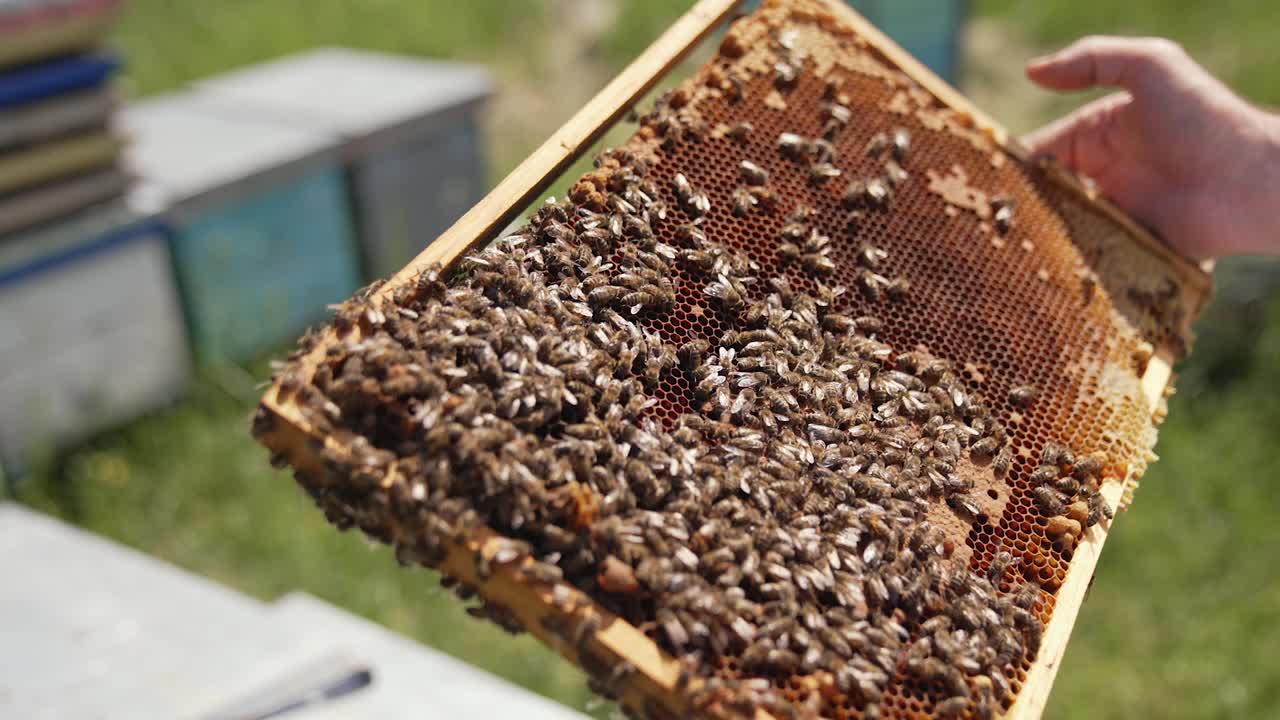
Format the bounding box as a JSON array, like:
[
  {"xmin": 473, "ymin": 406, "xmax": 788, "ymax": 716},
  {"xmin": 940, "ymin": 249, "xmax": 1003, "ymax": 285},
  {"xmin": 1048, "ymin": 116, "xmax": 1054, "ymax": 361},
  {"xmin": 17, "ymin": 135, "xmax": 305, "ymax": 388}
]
[
  {"xmin": 0, "ymin": 201, "xmax": 190, "ymax": 469},
  {"xmin": 121, "ymin": 92, "xmax": 361, "ymax": 363},
  {"xmin": 0, "ymin": 52, "xmax": 119, "ymax": 109},
  {"xmin": 848, "ymin": 0, "xmax": 967, "ymax": 84},
  {"xmin": 195, "ymin": 48, "xmax": 493, "ymax": 281}
]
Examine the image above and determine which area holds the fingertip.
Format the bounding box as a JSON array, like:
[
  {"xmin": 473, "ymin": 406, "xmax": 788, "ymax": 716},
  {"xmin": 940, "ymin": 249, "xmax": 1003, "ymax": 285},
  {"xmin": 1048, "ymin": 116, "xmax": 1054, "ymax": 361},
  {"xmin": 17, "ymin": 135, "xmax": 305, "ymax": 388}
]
[
  {"xmin": 1018, "ymin": 112, "xmax": 1085, "ymax": 166},
  {"xmin": 1024, "ymin": 63, "xmax": 1051, "ymax": 88},
  {"xmin": 1024, "ymin": 49, "xmax": 1078, "ymax": 89},
  {"xmin": 1018, "ymin": 129, "xmax": 1057, "ymax": 160},
  {"xmin": 1025, "ymin": 53, "xmax": 1056, "ymax": 75}
]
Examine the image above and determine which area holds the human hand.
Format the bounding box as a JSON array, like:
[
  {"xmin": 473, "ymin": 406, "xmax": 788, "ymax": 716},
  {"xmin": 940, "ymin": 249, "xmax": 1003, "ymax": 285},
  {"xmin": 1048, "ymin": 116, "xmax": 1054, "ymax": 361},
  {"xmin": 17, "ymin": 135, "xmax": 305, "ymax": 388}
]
[{"xmin": 1022, "ymin": 36, "xmax": 1280, "ymax": 259}]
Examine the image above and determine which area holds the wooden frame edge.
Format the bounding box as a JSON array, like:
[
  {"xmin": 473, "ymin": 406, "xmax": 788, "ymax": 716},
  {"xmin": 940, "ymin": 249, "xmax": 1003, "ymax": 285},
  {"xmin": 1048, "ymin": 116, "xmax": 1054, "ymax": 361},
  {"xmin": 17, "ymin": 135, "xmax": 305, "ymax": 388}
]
[{"xmin": 1005, "ymin": 350, "xmax": 1174, "ymax": 719}]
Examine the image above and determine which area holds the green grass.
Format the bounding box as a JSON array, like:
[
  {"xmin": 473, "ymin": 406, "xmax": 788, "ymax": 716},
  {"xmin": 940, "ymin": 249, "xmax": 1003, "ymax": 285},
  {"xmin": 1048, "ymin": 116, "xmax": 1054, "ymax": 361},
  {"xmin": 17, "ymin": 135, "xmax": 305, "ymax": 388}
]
[{"xmin": 8, "ymin": 2, "xmax": 1280, "ymax": 719}]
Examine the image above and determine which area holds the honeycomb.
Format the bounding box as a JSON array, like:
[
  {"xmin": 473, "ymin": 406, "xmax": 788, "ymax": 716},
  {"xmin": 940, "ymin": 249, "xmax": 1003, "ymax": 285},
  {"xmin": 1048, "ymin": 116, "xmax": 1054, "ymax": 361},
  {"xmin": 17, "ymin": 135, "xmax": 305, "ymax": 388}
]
[{"xmin": 253, "ymin": 1, "xmax": 1210, "ymax": 718}]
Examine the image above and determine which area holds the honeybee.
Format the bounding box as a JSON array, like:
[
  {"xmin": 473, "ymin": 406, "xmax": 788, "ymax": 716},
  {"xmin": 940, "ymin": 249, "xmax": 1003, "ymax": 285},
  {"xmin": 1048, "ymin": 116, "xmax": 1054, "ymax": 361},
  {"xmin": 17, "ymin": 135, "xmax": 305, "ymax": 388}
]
[
  {"xmin": 678, "ymin": 339, "xmax": 710, "ymax": 371},
  {"xmin": 884, "ymin": 159, "xmax": 909, "ymax": 185},
  {"xmin": 597, "ymin": 554, "xmax": 640, "ymax": 594},
  {"xmin": 777, "ymin": 132, "xmax": 807, "ymax": 158},
  {"xmin": 969, "ymin": 436, "xmax": 1000, "ymax": 460},
  {"xmin": 588, "ymin": 285, "xmax": 626, "ymax": 304},
  {"xmin": 947, "ymin": 493, "xmax": 983, "ymax": 522},
  {"xmin": 622, "ymin": 289, "xmax": 667, "ymax": 314},
  {"xmin": 250, "ymin": 405, "xmax": 277, "ymax": 440},
  {"xmin": 519, "ymin": 561, "xmax": 564, "ymax": 585},
  {"xmin": 855, "ymin": 315, "xmax": 884, "ymax": 333},
  {"xmin": 275, "ymin": 371, "xmax": 304, "ymax": 399},
  {"xmin": 986, "ymin": 550, "xmax": 1019, "ymax": 585},
  {"xmin": 1009, "ymin": 384, "xmax": 1038, "ymax": 407},
  {"xmin": 866, "ymin": 178, "xmax": 891, "ymax": 208},
  {"xmin": 1072, "ymin": 453, "xmax": 1105, "ymax": 479},
  {"xmin": 732, "ymin": 187, "xmax": 757, "ymax": 217},
  {"xmin": 765, "ymin": 647, "xmax": 800, "ymax": 673},
  {"xmin": 678, "ymin": 250, "xmax": 715, "ymax": 275},
  {"xmin": 1054, "ymin": 476, "xmax": 1081, "ymax": 496},
  {"xmin": 725, "ymin": 71, "xmax": 745, "ymax": 101},
  {"xmin": 858, "ymin": 244, "xmax": 888, "ymax": 269},
  {"xmin": 739, "ymin": 160, "xmax": 769, "ymax": 186},
  {"xmin": 1033, "ymin": 485, "xmax": 1066, "ymax": 516},
  {"xmin": 857, "ymin": 269, "xmax": 889, "ymax": 301},
  {"xmin": 476, "ymin": 537, "xmax": 531, "ymax": 579},
  {"xmin": 748, "ymin": 186, "xmax": 780, "ymax": 213},
  {"xmin": 822, "ymin": 101, "xmax": 851, "ymax": 137},
  {"xmin": 809, "ymin": 162, "xmax": 842, "ymax": 184},
  {"xmin": 1030, "ymin": 465, "xmax": 1060, "ymax": 485},
  {"xmin": 935, "ymin": 696, "xmax": 970, "ymax": 718},
  {"xmin": 726, "ymin": 121, "xmax": 753, "ymax": 143},
  {"xmin": 843, "ymin": 180, "xmax": 868, "ymax": 209},
  {"xmin": 774, "ymin": 60, "xmax": 798, "ymax": 87},
  {"xmin": 1087, "ymin": 491, "xmax": 1114, "ymax": 525},
  {"xmin": 705, "ymin": 276, "xmax": 746, "ymax": 312},
  {"xmin": 891, "ymin": 128, "xmax": 912, "ymax": 160},
  {"xmin": 687, "ymin": 191, "xmax": 711, "ymax": 216},
  {"xmin": 809, "ymin": 138, "xmax": 837, "ymax": 163},
  {"xmin": 1041, "ymin": 442, "xmax": 1073, "ymax": 466},
  {"xmin": 1006, "ymin": 583, "xmax": 1040, "ymax": 613},
  {"xmin": 672, "ymin": 173, "xmax": 697, "ymax": 208},
  {"xmin": 886, "ymin": 278, "xmax": 911, "ymax": 301},
  {"xmin": 675, "ymin": 222, "xmax": 707, "ymax": 247},
  {"xmin": 803, "ymin": 252, "xmax": 837, "ymax": 275},
  {"xmin": 821, "ymin": 313, "xmax": 856, "ymax": 334},
  {"xmin": 863, "ymin": 133, "xmax": 889, "ymax": 158},
  {"xmin": 803, "ymin": 231, "xmax": 831, "ymax": 253},
  {"xmin": 994, "ymin": 205, "xmax": 1014, "ymax": 234},
  {"xmin": 776, "ymin": 242, "xmax": 801, "ymax": 265}
]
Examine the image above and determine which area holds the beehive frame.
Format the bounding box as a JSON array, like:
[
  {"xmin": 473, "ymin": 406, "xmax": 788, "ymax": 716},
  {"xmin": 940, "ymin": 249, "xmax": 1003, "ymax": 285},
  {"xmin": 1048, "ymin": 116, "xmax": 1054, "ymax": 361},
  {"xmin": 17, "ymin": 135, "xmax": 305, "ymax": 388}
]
[{"xmin": 253, "ymin": 1, "xmax": 1212, "ymax": 718}]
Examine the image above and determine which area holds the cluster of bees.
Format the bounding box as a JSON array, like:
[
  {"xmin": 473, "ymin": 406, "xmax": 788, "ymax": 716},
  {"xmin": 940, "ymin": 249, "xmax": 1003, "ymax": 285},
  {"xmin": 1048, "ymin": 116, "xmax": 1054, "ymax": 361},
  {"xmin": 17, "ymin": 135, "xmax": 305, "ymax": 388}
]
[{"xmin": 261, "ymin": 29, "xmax": 1114, "ymax": 720}]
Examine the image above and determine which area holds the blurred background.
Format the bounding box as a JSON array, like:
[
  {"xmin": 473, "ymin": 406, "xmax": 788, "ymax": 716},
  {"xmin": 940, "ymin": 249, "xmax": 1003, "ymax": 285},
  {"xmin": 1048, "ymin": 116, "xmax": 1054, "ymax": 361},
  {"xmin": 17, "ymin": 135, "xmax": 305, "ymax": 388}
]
[{"xmin": 1, "ymin": 1, "xmax": 1277, "ymax": 718}]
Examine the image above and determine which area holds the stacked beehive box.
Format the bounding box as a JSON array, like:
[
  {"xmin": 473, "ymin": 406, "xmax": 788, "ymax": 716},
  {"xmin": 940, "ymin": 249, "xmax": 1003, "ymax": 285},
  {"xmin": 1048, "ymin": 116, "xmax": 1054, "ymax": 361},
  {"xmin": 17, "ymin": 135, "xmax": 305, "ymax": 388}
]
[
  {"xmin": 0, "ymin": 0, "xmax": 127, "ymax": 234},
  {"xmin": 0, "ymin": 200, "xmax": 189, "ymax": 472},
  {"xmin": 0, "ymin": 0, "xmax": 192, "ymax": 473},
  {"xmin": 0, "ymin": 7, "xmax": 496, "ymax": 470}
]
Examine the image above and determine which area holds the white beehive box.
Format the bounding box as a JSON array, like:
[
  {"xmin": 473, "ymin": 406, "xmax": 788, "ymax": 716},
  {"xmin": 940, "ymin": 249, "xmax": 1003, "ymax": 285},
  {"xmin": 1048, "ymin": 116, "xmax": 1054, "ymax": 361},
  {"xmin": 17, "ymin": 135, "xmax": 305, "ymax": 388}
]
[
  {"xmin": 0, "ymin": 201, "xmax": 189, "ymax": 469},
  {"xmin": 0, "ymin": 503, "xmax": 591, "ymax": 720},
  {"xmin": 195, "ymin": 47, "xmax": 493, "ymax": 280}
]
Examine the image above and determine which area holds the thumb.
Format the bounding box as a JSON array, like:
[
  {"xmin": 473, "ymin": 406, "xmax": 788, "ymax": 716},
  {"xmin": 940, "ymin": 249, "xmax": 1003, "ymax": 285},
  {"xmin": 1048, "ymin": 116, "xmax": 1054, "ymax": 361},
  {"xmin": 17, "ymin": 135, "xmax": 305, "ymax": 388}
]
[{"xmin": 1026, "ymin": 35, "xmax": 1183, "ymax": 95}]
